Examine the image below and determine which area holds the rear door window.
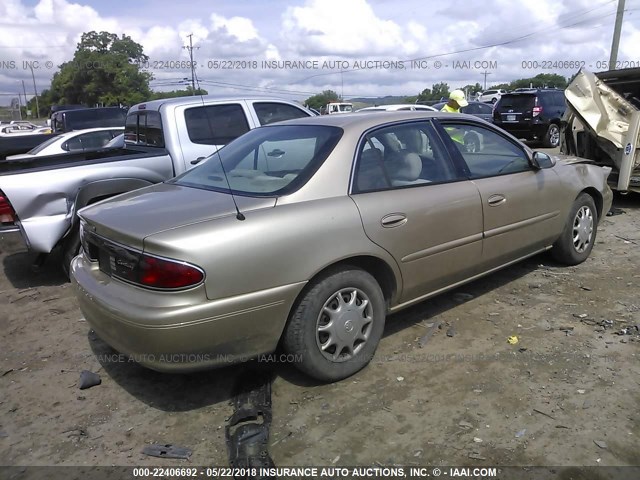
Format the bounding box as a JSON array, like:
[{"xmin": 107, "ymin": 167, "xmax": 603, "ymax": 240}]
[
  {"xmin": 124, "ymin": 111, "xmax": 165, "ymax": 147},
  {"xmin": 254, "ymin": 102, "xmax": 310, "ymax": 125},
  {"xmin": 184, "ymin": 104, "xmax": 250, "ymax": 145}
]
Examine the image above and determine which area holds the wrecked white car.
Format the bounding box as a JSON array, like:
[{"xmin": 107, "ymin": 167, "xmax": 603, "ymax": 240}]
[{"xmin": 561, "ymin": 68, "xmax": 640, "ymax": 192}]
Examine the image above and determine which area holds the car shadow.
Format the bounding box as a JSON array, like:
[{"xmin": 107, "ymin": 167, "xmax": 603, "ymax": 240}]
[
  {"xmin": 2, "ymin": 250, "xmax": 67, "ymax": 288},
  {"xmin": 88, "ymin": 332, "xmax": 274, "ymax": 412},
  {"xmin": 275, "ymin": 254, "xmax": 544, "ymax": 388}
]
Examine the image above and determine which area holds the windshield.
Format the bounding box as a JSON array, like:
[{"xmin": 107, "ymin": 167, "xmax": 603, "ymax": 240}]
[
  {"xmin": 172, "ymin": 125, "xmax": 342, "ymax": 196},
  {"xmin": 27, "ymin": 135, "xmax": 61, "ymax": 154},
  {"xmin": 339, "ymin": 104, "xmax": 353, "ymax": 112}
]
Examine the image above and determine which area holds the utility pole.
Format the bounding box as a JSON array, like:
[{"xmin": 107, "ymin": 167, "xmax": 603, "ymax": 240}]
[
  {"xmin": 481, "ymin": 71, "xmax": 492, "ymax": 90},
  {"xmin": 183, "ymin": 34, "xmax": 199, "ymax": 95},
  {"xmin": 27, "ymin": 63, "xmax": 40, "ymax": 119},
  {"xmin": 21, "ymin": 80, "xmax": 28, "ymax": 117},
  {"xmin": 609, "ymin": 0, "xmax": 626, "ymax": 67}
]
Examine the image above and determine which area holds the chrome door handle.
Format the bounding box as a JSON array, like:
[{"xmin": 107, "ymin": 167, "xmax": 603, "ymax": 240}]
[
  {"xmin": 381, "ymin": 213, "xmax": 407, "ymax": 228},
  {"xmin": 487, "ymin": 194, "xmax": 506, "ymax": 206}
]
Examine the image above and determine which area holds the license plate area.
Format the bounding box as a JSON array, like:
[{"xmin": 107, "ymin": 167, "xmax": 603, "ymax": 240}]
[{"xmin": 507, "ymin": 114, "xmax": 516, "ymax": 121}]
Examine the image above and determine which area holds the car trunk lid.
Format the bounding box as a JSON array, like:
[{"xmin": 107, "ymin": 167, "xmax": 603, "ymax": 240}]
[{"xmin": 78, "ymin": 182, "xmax": 276, "ymax": 250}]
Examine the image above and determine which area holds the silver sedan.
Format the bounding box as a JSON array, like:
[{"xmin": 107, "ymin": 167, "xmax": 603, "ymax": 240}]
[{"xmin": 72, "ymin": 112, "xmax": 612, "ymax": 382}]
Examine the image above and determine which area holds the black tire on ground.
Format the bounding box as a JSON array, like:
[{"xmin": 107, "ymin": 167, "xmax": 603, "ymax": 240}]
[
  {"xmin": 61, "ymin": 226, "xmax": 81, "ymax": 280},
  {"xmin": 282, "ymin": 266, "xmax": 386, "ymax": 382},
  {"xmin": 544, "ymin": 123, "xmax": 560, "ymax": 148},
  {"xmin": 551, "ymin": 193, "xmax": 598, "ymax": 265}
]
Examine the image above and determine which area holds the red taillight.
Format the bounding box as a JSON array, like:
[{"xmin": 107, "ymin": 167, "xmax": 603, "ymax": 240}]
[
  {"xmin": 137, "ymin": 254, "xmax": 204, "ymax": 289},
  {"xmin": 532, "ymin": 106, "xmax": 543, "ymax": 117},
  {"xmin": 0, "ymin": 194, "xmax": 17, "ymax": 224}
]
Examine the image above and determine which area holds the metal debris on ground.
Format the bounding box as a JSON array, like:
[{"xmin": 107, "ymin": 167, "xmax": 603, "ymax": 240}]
[
  {"xmin": 225, "ymin": 369, "xmax": 276, "ymax": 477},
  {"xmin": 515, "ymin": 429, "xmax": 527, "ymax": 438},
  {"xmin": 418, "ymin": 321, "xmax": 441, "ymax": 348},
  {"xmin": 507, "ymin": 336, "xmax": 519, "ymax": 345},
  {"xmin": 78, "ymin": 370, "xmax": 101, "ymax": 390},
  {"xmin": 594, "ymin": 440, "xmax": 608, "ymax": 449},
  {"xmin": 453, "ymin": 292, "xmax": 474, "ymax": 302},
  {"xmin": 141, "ymin": 444, "xmax": 192, "ymax": 460}
]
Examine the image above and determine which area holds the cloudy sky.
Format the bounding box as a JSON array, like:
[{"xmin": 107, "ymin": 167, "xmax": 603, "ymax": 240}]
[{"xmin": 1, "ymin": 0, "xmax": 639, "ymax": 106}]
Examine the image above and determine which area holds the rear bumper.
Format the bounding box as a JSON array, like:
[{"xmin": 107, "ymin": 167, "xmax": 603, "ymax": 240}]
[
  {"xmin": 0, "ymin": 225, "xmax": 29, "ymax": 255},
  {"xmin": 71, "ymin": 253, "xmax": 306, "ymax": 373},
  {"xmin": 495, "ymin": 122, "xmax": 549, "ymax": 140}
]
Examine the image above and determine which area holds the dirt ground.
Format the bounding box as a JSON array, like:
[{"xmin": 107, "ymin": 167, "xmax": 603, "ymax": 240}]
[{"xmin": 1, "ymin": 186, "xmax": 639, "ymax": 472}]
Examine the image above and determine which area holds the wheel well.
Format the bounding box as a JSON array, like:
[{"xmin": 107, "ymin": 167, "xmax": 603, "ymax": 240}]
[
  {"xmin": 580, "ymin": 187, "xmax": 604, "ymax": 219},
  {"xmin": 310, "ymin": 256, "xmax": 397, "ymax": 305}
]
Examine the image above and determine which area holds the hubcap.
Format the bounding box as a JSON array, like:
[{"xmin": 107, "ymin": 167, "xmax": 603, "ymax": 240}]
[
  {"xmin": 572, "ymin": 205, "xmax": 593, "ymax": 253},
  {"xmin": 315, "ymin": 288, "xmax": 373, "ymax": 362}
]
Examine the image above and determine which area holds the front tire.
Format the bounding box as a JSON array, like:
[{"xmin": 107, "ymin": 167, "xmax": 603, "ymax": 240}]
[
  {"xmin": 551, "ymin": 193, "xmax": 597, "ymax": 265},
  {"xmin": 282, "ymin": 267, "xmax": 386, "ymax": 382}
]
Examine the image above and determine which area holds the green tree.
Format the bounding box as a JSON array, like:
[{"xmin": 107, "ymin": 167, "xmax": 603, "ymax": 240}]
[
  {"xmin": 150, "ymin": 87, "xmax": 208, "ymax": 100},
  {"xmin": 462, "ymin": 83, "xmax": 483, "ymax": 96},
  {"xmin": 489, "ymin": 73, "xmax": 568, "ymax": 91},
  {"xmin": 304, "ymin": 90, "xmax": 341, "ymax": 110},
  {"xmin": 416, "ymin": 82, "xmax": 450, "ymax": 102},
  {"xmin": 49, "ymin": 31, "xmax": 152, "ymax": 107}
]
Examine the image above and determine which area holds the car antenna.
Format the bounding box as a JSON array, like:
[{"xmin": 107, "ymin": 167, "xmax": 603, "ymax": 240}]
[{"xmin": 199, "ymin": 94, "xmax": 245, "ymax": 221}]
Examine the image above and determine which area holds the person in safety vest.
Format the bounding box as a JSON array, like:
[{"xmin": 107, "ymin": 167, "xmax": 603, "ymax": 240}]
[{"xmin": 440, "ymin": 89, "xmax": 468, "ymax": 113}]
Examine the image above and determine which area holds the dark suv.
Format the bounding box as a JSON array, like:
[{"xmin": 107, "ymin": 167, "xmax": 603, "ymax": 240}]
[{"xmin": 493, "ymin": 89, "xmax": 566, "ymax": 147}]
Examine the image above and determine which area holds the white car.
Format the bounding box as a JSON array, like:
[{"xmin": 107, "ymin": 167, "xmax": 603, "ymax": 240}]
[
  {"xmin": 477, "ymin": 89, "xmax": 507, "ymax": 104},
  {"xmin": 356, "ymin": 104, "xmax": 437, "ymax": 112},
  {"xmin": 6, "ymin": 127, "xmax": 124, "ymax": 160}
]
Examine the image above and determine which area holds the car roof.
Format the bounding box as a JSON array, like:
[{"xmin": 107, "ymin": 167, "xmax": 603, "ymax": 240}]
[
  {"xmin": 272, "ymin": 111, "xmax": 474, "ymax": 129},
  {"xmin": 130, "ymin": 95, "xmax": 306, "ymax": 112}
]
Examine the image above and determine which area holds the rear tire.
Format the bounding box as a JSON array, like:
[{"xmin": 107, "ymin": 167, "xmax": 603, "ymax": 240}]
[
  {"xmin": 544, "ymin": 123, "xmax": 560, "ymax": 148},
  {"xmin": 551, "ymin": 193, "xmax": 597, "ymax": 265},
  {"xmin": 282, "ymin": 266, "xmax": 386, "ymax": 382}
]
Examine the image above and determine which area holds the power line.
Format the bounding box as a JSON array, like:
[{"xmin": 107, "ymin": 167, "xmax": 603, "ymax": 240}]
[{"xmin": 182, "ymin": 34, "xmax": 200, "ymax": 95}]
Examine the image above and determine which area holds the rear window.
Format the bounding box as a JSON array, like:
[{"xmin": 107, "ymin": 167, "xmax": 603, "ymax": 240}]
[
  {"xmin": 497, "ymin": 95, "xmax": 535, "ymax": 110},
  {"xmin": 124, "ymin": 111, "xmax": 165, "ymax": 147},
  {"xmin": 184, "ymin": 104, "xmax": 250, "ymax": 145},
  {"xmin": 62, "ymin": 109, "xmax": 126, "ymax": 131},
  {"xmin": 171, "ymin": 125, "xmax": 342, "ymax": 196},
  {"xmin": 254, "ymin": 102, "xmax": 310, "ymax": 125}
]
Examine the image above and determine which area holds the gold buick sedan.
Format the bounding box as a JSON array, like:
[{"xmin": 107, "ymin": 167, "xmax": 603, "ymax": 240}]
[{"xmin": 71, "ymin": 112, "xmax": 612, "ymax": 382}]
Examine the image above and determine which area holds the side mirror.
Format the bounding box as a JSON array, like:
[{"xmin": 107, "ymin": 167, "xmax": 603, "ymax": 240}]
[{"xmin": 530, "ymin": 151, "xmax": 555, "ymax": 169}]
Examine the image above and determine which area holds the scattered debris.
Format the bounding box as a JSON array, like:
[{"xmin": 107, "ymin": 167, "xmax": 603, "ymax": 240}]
[
  {"xmin": 533, "ymin": 408, "xmax": 556, "ymax": 420},
  {"xmin": 446, "ymin": 326, "xmax": 455, "ymax": 337},
  {"xmin": 518, "ymin": 347, "xmax": 528, "ymax": 353},
  {"xmin": 614, "ymin": 234, "xmax": 637, "ymax": 245},
  {"xmin": 559, "ymin": 326, "xmax": 575, "ymax": 332},
  {"xmin": 418, "ymin": 321, "xmax": 441, "ymax": 348},
  {"xmin": 606, "ymin": 208, "xmax": 625, "ymax": 217},
  {"xmin": 458, "ymin": 421, "xmax": 474, "ymax": 429},
  {"xmin": 582, "ymin": 400, "xmax": 592, "ymax": 409},
  {"xmin": 468, "ymin": 452, "xmax": 487, "ymax": 460},
  {"xmin": 577, "ymin": 389, "xmax": 586, "ymax": 394},
  {"xmin": 396, "ymin": 376, "xmax": 404, "ymax": 382},
  {"xmin": 78, "ymin": 370, "xmax": 101, "ymax": 390},
  {"xmin": 1, "ymin": 369, "xmax": 13, "ymax": 377},
  {"xmin": 473, "ymin": 437, "xmax": 483, "ymax": 443},
  {"xmin": 332, "ymin": 455, "xmax": 340, "ymax": 464},
  {"xmin": 580, "ymin": 286, "xmax": 592, "ymax": 291},
  {"xmin": 515, "ymin": 429, "xmax": 527, "ymax": 438},
  {"xmin": 594, "ymin": 440, "xmax": 608, "ymax": 449},
  {"xmin": 573, "ymin": 313, "xmax": 588, "ymax": 319},
  {"xmin": 0, "ymin": 430, "xmax": 8, "ymax": 438},
  {"xmin": 453, "ymin": 292, "xmax": 474, "ymax": 302},
  {"xmin": 142, "ymin": 444, "xmax": 192, "ymax": 460},
  {"xmin": 507, "ymin": 335, "xmax": 519, "ymax": 345},
  {"xmin": 555, "ymin": 425, "xmax": 570, "ymax": 429},
  {"xmin": 226, "ymin": 370, "xmax": 275, "ymax": 471}
]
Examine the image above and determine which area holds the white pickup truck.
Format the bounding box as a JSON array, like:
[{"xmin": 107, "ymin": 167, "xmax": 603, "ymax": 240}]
[{"xmin": 0, "ymin": 95, "xmax": 312, "ymax": 275}]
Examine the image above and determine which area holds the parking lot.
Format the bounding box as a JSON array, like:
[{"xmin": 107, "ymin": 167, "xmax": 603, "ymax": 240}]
[{"xmin": 1, "ymin": 157, "xmax": 639, "ymax": 469}]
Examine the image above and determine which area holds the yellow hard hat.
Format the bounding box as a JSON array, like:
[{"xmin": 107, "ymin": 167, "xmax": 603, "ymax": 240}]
[{"xmin": 450, "ymin": 90, "xmax": 468, "ymax": 107}]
